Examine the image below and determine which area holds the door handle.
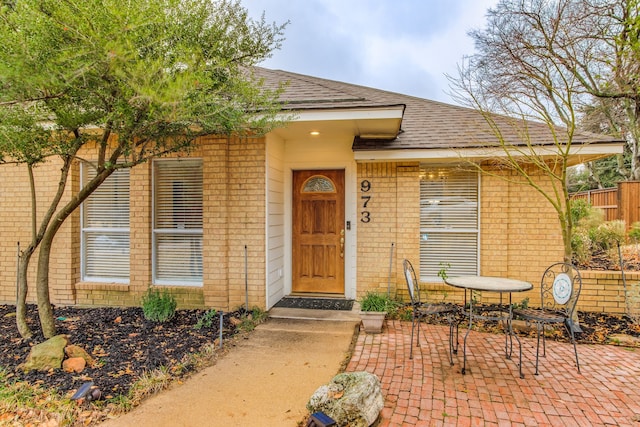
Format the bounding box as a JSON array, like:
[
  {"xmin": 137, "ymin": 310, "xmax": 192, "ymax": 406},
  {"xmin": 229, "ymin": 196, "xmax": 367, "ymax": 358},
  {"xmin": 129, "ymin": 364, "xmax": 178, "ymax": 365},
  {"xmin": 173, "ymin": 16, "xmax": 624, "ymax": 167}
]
[{"xmin": 340, "ymin": 229, "xmax": 345, "ymax": 258}]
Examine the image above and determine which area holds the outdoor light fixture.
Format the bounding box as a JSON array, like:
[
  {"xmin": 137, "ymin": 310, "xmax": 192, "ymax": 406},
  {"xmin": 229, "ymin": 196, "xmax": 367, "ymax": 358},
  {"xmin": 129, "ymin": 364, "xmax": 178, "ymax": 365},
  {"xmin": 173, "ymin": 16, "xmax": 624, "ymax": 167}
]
[
  {"xmin": 310, "ymin": 131, "xmax": 320, "ymax": 136},
  {"xmin": 307, "ymin": 412, "xmax": 336, "ymax": 427}
]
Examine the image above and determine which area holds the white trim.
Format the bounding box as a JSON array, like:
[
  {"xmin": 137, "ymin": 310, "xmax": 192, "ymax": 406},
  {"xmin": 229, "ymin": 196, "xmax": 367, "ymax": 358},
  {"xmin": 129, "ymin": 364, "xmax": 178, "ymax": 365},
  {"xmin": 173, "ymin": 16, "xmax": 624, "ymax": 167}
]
[
  {"xmin": 265, "ymin": 135, "xmax": 287, "ymax": 309},
  {"xmin": 354, "ymin": 143, "xmax": 624, "ymax": 162},
  {"xmin": 278, "ymin": 106, "xmax": 404, "ymax": 123}
]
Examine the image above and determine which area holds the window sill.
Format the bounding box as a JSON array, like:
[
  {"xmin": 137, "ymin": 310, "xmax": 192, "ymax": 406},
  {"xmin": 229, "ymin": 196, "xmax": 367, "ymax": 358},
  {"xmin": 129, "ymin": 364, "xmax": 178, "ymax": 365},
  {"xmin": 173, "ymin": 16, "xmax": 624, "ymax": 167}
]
[{"xmin": 75, "ymin": 282, "xmax": 130, "ymax": 292}]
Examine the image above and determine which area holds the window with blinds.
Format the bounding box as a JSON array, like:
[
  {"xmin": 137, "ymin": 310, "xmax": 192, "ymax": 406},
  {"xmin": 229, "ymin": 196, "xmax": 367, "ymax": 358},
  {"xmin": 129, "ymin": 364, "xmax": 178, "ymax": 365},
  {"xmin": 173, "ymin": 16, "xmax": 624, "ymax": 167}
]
[
  {"xmin": 81, "ymin": 164, "xmax": 130, "ymax": 282},
  {"xmin": 419, "ymin": 166, "xmax": 479, "ymax": 280},
  {"xmin": 153, "ymin": 159, "xmax": 203, "ymax": 285}
]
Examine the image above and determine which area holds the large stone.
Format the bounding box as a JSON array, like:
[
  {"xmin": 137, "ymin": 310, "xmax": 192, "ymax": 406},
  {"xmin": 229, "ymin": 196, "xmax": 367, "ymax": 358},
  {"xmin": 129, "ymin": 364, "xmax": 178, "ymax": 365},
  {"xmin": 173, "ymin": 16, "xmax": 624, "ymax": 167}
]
[
  {"xmin": 62, "ymin": 357, "xmax": 86, "ymax": 373},
  {"xmin": 307, "ymin": 371, "xmax": 384, "ymax": 427},
  {"xmin": 20, "ymin": 335, "xmax": 69, "ymax": 373},
  {"xmin": 65, "ymin": 344, "xmax": 95, "ymax": 367}
]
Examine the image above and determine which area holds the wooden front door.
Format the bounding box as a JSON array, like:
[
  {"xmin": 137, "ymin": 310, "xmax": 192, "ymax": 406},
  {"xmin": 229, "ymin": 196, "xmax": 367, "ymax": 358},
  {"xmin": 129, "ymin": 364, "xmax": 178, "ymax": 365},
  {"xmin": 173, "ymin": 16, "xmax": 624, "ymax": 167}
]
[{"xmin": 292, "ymin": 170, "xmax": 345, "ymax": 294}]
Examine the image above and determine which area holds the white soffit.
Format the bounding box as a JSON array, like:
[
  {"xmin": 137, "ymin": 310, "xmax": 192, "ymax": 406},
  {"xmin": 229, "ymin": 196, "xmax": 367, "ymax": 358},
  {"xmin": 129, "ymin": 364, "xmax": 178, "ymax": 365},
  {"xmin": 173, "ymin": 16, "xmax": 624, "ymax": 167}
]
[
  {"xmin": 354, "ymin": 143, "xmax": 624, "ymax": 164},
  {"xmin": 271, "ymin": 106, "xmax": 404, "ymax": 142}
]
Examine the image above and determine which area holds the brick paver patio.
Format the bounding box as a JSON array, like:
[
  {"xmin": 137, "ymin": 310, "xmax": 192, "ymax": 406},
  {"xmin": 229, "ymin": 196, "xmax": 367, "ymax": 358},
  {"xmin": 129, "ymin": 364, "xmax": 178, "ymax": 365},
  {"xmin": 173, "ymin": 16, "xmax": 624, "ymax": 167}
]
[{"xmin": 346, "ymin": 319, "xmax": 640, "ymax": 426}]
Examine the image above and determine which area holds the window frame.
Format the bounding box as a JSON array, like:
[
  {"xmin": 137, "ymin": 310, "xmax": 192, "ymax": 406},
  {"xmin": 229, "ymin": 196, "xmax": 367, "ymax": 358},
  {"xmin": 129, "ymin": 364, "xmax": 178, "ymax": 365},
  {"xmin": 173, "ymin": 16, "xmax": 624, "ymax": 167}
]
[
  {"xmin": 419, "ymin": 165, "xmax": 480, "ymax": 281},
  {"xmin": 152, "ymin": 158, "xmax": 204, "ymax": 286},
  {"xmin": 80, "ymin": 163, "xmax": 131, "ymax": 283}
]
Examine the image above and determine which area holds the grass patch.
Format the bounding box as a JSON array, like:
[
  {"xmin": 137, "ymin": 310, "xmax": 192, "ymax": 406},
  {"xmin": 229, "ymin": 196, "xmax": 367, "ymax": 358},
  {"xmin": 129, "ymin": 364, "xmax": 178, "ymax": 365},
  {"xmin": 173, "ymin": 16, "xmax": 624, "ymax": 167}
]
[
  {"xmin": 236, "ymin": 307, "xmax": 268, "ymax": 332},
  {"xmin": 127, "ymin": 366, "xmax": 172, "ymax": 407},
  {"xmin": 0, "ymin": 368, "xmax": 80, "ymax": 425}
]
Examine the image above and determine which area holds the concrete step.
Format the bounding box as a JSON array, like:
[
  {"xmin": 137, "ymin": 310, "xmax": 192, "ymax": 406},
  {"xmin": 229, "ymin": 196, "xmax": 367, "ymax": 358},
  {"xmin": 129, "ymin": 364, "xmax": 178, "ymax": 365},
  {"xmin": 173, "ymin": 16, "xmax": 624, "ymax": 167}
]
[{"xmin": 268, "ymin": 306, "xmax": 361, "ymax": 322}]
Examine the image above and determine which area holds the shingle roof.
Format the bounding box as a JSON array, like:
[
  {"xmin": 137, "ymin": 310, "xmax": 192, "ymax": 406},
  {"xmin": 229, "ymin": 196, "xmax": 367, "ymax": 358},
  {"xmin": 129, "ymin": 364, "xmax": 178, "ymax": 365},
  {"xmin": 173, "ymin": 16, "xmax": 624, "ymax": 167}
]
[{"xmin": 253, "ymin": 67, "xmax": 623, "ymax": 151}]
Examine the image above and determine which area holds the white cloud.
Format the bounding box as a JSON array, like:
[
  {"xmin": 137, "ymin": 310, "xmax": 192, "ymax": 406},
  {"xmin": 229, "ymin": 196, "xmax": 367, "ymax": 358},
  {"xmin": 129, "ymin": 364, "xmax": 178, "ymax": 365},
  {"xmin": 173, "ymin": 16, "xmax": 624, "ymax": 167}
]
[{"xmin": 243, "ymin": 0, "xmax": 499, "ymax": 103}]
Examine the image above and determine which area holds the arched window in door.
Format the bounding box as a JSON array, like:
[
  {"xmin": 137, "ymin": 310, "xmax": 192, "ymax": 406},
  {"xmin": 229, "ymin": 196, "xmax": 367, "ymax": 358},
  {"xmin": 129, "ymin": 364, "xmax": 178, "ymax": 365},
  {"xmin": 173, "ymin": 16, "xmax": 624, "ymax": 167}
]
[{"xmin": 302, "ymin": 175, "xmax": 336, "ymax": 193}]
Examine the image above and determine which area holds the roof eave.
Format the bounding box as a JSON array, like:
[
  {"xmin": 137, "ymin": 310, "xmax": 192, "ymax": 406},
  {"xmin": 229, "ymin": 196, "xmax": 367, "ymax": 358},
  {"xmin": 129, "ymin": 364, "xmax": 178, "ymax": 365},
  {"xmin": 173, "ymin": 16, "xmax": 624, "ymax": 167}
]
[{"xmin": 354, "ymin": 143, "xmax": 625, "ymax": 165}]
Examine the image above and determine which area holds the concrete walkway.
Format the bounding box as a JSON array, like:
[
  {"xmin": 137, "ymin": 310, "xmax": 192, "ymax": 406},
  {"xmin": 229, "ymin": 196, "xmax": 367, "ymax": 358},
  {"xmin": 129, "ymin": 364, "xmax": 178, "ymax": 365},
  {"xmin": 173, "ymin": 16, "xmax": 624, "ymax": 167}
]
[{"xmin": 100, "ymin": 309, "xmax": 359, "ymax": 427}]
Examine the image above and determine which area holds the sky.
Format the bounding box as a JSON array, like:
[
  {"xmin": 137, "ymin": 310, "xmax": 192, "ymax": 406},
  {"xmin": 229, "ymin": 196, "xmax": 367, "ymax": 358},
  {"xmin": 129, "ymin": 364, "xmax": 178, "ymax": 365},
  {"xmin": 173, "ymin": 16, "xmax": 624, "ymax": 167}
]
[{"xmin": 243, "ymin": 0, "xmax": 499, "ymax": 105}]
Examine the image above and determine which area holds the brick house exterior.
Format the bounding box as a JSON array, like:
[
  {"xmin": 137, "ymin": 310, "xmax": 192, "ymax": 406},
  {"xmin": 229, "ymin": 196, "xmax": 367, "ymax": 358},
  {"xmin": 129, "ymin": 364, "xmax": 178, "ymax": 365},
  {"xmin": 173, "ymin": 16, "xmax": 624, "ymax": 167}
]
[{"xmin": 0, "ymin": 68, "xmax": 625, "ymax": 312}]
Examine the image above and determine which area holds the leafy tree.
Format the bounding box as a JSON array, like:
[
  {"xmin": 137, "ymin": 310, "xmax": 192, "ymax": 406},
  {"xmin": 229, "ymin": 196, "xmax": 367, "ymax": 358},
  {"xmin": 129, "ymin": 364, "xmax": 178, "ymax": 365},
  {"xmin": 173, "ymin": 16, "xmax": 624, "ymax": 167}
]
[
  {"xmin": 0, "ymin": 0, "xmax": 287, "ymax": 338},
  {"xmin": 567, "ymin": 155, "xmax": 628, "ymax": 192},
  {"xmin": 580, "ymin": 97, "xmax": 634, "ymax": 187}
]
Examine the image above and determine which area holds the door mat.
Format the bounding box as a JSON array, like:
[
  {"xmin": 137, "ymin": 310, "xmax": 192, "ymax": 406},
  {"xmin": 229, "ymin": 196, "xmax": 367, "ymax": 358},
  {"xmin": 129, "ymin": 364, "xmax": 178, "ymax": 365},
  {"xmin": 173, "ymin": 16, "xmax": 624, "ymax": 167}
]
[{"xmin": 274, "ymin": 297, "xmax": 354, "ymax": 311}]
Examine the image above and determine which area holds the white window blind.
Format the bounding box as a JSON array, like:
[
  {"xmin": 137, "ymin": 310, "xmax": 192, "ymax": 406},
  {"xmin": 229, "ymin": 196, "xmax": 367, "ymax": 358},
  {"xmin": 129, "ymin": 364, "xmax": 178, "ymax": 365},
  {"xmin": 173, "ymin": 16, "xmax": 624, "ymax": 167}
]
[
  {"xmin": 419, "ymin": 166, "xmax": 479, "ymax": 280},
  {"xmin": 81, "ymin": 164, "xmax": 130, "ymax": 282},
  {"xmin": 153, "ymin": 159, "xmax": 203, "ymax": 285}
]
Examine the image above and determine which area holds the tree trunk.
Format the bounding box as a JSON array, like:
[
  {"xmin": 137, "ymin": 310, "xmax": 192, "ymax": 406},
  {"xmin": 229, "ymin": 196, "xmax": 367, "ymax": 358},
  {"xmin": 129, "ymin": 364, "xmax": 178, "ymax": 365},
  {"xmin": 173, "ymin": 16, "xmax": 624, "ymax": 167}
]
[
  {"xmin": 34, "ymin": 164, "xmax": 115, "ymax": 338},
  {"xmin": 36, "ymin": 230, "xmax": 57, "ymax": 338},
  {"xmin": 16, "ymin": 248, "xmax": 33, "ymax": 339},
  {"xmin": 16, "ymin": 164, "xmax": 39, "ymax": 339}
]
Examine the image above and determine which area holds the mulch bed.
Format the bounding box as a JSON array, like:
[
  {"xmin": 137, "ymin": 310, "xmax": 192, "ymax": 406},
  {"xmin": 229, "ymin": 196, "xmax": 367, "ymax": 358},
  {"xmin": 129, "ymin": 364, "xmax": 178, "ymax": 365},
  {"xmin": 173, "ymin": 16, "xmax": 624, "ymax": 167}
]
[
  {"xmin": 469, "ymin": 309, "xmax": 640, "ymax": 344},
  {"xmin": 574, "ymin": 246, "xmax": 640, "ymax": 272},
  {"xmin": 0, "ymin": 304, "xmax": 246, "ymax": 400}
]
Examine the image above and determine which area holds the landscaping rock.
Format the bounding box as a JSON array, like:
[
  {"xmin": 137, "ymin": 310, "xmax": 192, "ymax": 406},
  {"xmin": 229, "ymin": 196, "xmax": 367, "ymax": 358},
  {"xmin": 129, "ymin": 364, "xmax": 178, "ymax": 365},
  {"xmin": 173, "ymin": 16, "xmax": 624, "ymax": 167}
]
[
  {"xmin": 65, "ymin": 344, "xmax": 95, "ymax": 367},
  {"xmin": 63, "ymin": 357, "xmax": 86, "ymax": 373},
  {"xmin": 20, "ymin": 334, "xmax": 69, "ymax": 373},
  {"xmin": 307, "ymin": 371, "xmax": 384, "ymax": 427}
]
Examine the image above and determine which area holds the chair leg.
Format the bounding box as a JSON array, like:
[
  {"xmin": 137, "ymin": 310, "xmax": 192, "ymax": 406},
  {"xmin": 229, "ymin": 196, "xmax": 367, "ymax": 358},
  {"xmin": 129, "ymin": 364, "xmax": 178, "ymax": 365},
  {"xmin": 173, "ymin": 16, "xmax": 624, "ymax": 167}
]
[
  {"xmin": 515, "ymin": 330, "xmax": 524, "ymax": 379},
  {"xmin": 567, "ymin": 323, "xmax": 581, "ymax": 374},
  {"xmin": 452, "ymin": 318, "xmax": 459, "ymax": 354},
  {"xmin": 534, "ymin": 322, "xmax": 543, "ymax": 375},
  {"xmin": 447, "ymin": 320, "xmax": 455, "ymax": 366},
  {"xmin": 409, "ymin": 315, "xmax": 417, "ymax": 359},
  {"xmin": 503, "ymin": 317, "xmax": 513, "ymax": 359}
]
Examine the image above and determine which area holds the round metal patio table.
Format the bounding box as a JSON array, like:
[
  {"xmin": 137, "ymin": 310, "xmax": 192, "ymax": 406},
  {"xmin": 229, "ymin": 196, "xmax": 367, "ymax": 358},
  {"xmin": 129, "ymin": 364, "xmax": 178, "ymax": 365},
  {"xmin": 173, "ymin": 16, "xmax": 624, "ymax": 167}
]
[{"xmin": 444, "ymin": 276, "xmax": 533, "ymax": 378}]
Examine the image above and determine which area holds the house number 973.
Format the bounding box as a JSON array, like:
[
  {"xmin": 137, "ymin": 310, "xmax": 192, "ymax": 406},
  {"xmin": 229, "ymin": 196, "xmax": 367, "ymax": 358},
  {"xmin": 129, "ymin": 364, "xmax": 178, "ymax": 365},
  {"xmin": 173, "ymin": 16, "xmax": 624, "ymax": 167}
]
[{"xmin": 360, "ymin": 180, "xmax": 371, "ymax": 223}]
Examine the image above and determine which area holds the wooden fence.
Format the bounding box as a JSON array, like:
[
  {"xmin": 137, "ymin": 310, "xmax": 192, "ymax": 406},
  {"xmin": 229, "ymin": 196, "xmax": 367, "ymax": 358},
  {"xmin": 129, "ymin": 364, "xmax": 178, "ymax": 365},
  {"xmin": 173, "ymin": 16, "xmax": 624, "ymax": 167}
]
[{"xmin": 571, "ymin": 181, "xmax": 640, "ymax": 229}]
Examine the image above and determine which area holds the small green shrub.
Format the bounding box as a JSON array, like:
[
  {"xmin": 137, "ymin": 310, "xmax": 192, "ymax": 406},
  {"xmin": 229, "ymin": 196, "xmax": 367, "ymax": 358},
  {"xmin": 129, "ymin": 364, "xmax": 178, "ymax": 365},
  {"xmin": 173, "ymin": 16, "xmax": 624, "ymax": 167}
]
[
  {"xmin": 591, "ymin": 220, "xmax": 626, "ymax": 251},
  {"xmin": 576, "ymin": 203, "xmax": 605, "ymax": 230},
  {"xmin": 194, "ymin": 309, "xmax": 217, "ymax": 330},
  {"xmin": 360, "ymin": 291, "xmax": 400, "ymax": 315},
  {"xmin": 570, "ymin": 198, "xmax": 592, "ymax": 224},
  {"xmin": 629, "ymin": 222, "xmax": 640, "ymax": 243},
  {"xmin": 141, "ymin": 287, "xmax": 177, "ymax": 322},
  {"xmin": 571, "ymin": 229, "xmax": 593, "ymax": 265},
  {"xmin": 512, "ymin": 297, "xmax": 529, "ymax": 310},
  {"xmin": 236, "ymin": 306, "xmax": 268, "ymax": 332},
  {"xmin": 437, "ymin": 262, "xmax": 451, "ymax": 281},
  {"xmin": 572, "ymin": 205, "xmax": 626, "ymax": 266}
]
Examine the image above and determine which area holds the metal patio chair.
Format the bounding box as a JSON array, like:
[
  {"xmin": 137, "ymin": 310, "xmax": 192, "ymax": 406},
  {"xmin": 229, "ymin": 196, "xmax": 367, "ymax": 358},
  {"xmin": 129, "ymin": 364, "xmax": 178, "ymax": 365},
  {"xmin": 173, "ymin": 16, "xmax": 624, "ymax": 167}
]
[
  {"xmin": 513, "ymin": 262, "xmax": 582, "ymax": 375},
  {"xmin": 403, "ymin": 259, "xmax": 459, "ymax": 364}
]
